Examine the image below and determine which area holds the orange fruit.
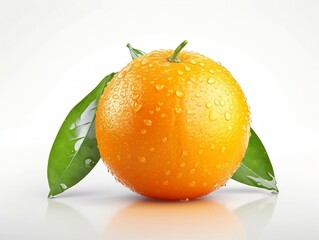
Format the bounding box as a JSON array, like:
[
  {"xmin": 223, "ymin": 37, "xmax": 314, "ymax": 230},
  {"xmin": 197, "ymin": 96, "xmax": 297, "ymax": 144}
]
[{"xmin": 96, "ymin": 41, "xmax": 250, "ymax": 200}]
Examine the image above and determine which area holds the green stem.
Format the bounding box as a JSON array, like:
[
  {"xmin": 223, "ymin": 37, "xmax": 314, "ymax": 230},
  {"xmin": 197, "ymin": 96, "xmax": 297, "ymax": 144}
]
[{"xmin": 168, "ymin": 40, "xmax": 188, "ymax": 63}]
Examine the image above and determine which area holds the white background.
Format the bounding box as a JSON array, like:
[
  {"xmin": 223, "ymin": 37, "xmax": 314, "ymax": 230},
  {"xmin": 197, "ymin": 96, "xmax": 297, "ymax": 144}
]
[{"xmin": 1, "ymin": 0, "xmax": 319, "ymax": 239}]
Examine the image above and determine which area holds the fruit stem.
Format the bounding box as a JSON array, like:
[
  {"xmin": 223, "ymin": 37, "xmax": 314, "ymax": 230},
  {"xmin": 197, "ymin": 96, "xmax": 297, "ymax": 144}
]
[{"xmin": 168, "ymin": 40, "xmax": 188, "ymax": 63}]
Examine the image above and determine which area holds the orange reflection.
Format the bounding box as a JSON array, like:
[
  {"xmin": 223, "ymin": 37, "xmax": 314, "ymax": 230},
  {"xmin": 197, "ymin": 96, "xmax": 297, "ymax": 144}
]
[{"xmin": 104, "ymin": 200, "xmax": 245, "ymax": 240}]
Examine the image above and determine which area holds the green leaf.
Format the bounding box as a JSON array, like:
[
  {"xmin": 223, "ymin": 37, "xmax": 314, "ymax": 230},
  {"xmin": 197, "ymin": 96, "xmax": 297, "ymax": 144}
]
[
  {"xmin": 47, "ymin": 73, "xmax": 116, "ymax": 197},
  {"xmin": 126, "ymin": 43, "xmax": 146, "ymax": 60},
  {"xmin": 232, "ymin": 128, "xmax": 279, "ymax": 193}
]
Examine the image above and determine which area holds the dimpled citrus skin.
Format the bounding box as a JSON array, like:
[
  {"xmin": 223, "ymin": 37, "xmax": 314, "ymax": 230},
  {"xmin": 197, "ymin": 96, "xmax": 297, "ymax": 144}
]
[{"xmin": 96, "ymin": 50, "xmax": 250, "ymax": 200}]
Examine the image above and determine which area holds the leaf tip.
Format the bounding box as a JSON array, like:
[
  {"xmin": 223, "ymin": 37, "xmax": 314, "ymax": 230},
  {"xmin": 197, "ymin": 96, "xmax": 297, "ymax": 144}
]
[{"xmin": 272, "ymin": 185, "xmax": 279, "ymax": 194}]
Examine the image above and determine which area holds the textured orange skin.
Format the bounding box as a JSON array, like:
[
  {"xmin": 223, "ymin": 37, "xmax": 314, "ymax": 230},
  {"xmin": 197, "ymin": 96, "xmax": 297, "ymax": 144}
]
[{"xmin": 96, "ymin": 50, "xmax": 250, "ymax": 200}]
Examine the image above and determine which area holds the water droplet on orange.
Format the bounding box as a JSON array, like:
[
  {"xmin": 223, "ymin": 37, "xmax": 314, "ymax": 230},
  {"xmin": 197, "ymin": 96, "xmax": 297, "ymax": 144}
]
[
  {"xmin": 205, "ymin": 102, "xmax": 213, "ymax": 109},
  {"xmin": 155, "ymin": 84, "xmax": 165, "ymax": 90},
  {"xmin": 141, "ymin": 129, "xmax": 147, "ymax": 134},
  {"xmin": 186, "ymin": 109, "xmax": 195, "ymax": 115},
  {"xmin": 175, "ymin": 107, "xmax": 182, "ymax": 113},
  {"xmin": 181, "ymin": 150, "xmax": 188, "ymax": 158},
  {"xmin": 133, "ymin": 104, "xmax": 142, "ymax": 113},
  {"xmin": 139, "ymin": 156, "xmax": 147, "ymax": 163},
  {"xmin": 176, "ymin": 90, "xmax": 184, "ymax": 97},
  {"xmin": 132, "ymin": 93, "xmax": 139, "ymax": 100},
  {"xmin": 221, "ymin": 146, "xmax": 226, "ymax": 153},
  {"xmin": 144, "ymin": 119, "xmax": 153, "ymax": 126},
  {"xmin": 225, "ymin": 112, "xmax": 232, "ymax": 121}
]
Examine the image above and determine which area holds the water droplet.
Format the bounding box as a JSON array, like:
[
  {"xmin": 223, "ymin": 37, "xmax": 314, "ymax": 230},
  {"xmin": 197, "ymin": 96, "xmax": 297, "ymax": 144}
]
[
  {"xmin": 113, "ymin": 94, "xmax": 119, "ymax": 99},
  {"xmin": 168, "ymin": 88, "xmax": 174, "ymax": 94},
  {"xmin": 209, "ymin": 111, "xmax": 216, "ymax": 121},
  {"xmin": 207, "ymin": 78, "xmax": 215, "ymax": 84},
  {"xmin": 163, "ymin": 180, "xmax": 168, "ymax": 185},
  {"xmin": 199, "ymin": 63, "xmax": 205, "ymax": 66},
  {"xmin": 198, "ymin": 149, "xmax": 203, "ymax": 154},
  {"xmin": 74, "ymin": 138, "xmax": 84, "ymax": 151},
  {"xmin": 175, "ymin": 107, "xmax": 182, "ymax": 113},
  {"xmin": 190, "ymin": 168, "xmax": 195, "ymax": 174},
  {"xmin": 156, "ymin": 107, "xmax": 161, "ymax": 112},
  {"xmin": 216, "ymin": 164, "xmax": 221, "ymax": 168},
  {"xmin": 206, "ymin": 102, "xmax": 213, "ymax": 109},
  {"xmin": 139, "ymin": 156, "xmax": 147, "ymax": 163},
  {"xmin": 160, "ymin": 113, "xmax": 166, "ymax": 118},
  {"xmin": 141, "ymin": 129, "xmax": 147, "ymax": 134},
  {"xmin": 186, "ymin": 109, "xmax": 195, "ymax": 115},
  {"xmin": 133, "ymin": 104, "xmax": 142, "ymax": 113},
  {"xmin": 224, "ymin": 112, "xmax": 232, "ymax": 121},
  {"xmin": 150, "ymin": 147, "xmax": 155, "ymax": 152},
  {"xmin": 176, "ymin": 90, "xmax": 184, "ymax": 97},
  {"xmin": 158, "ymin": 102, "xmax": 164, "ymax": 106},
  {"xmin": 178, "ymin": 70, "xmax": 184, "ymax": 75},
  {"xmin": 186, "ymin": 118, "xmax": 193, "ymax": 123},
  {"xmin": 84, "ymin": 158, "xmax": 94, "ymax": 167},
  {"xmin": 225, "ymin": 90, "xmax": 230, "ymax": 96},
  {"xmin": 144, "ymin": 119, "xmax": 153, "ymax": 126},
  {"xmin": 165, "ymin": 170, "xmax": 171, "ymax": 176},
  {"xmin": 132, "ymin": 93, "xmax": 139, "ymax": 100},
  {"xmin": 185, "ymin": 66, "xmax": 191, "ymax": 71},
  {"xmin": 117, "ymin": 71, "xmax": 125, "ymax": 79},
  {"xmin": 149, "ymin": 63, "xmax": 153, "ymax": 67},
  {"xmin": 214, "ymin": 99, "xmax": 220, "ymax": 106},
  {"xmin": 181, "ymin": 150, "xmax": 188, "ymax": 158},
  {"xmin": 209, "ymin": 69, "xmax": 214, "ymax": 74},
  {"xmin": 221, "ymin": 146, "xmax": 226, "ymax": 153},
  {"xmin": 220, "ymin": 100, "xmax": 225, "ymax": 106},
  {"xmin": 228, "ymin": 125, "xmax": 232, "ymax": 130},
  {"xmin": 195, "ymin": 93, "xmax": 201, "ymax": 98},
  {"xmin": 242, "ymin": 125, "xmax": 247, "ymax": 131},
  {"xmin": 180, "ymin": 162, "xmax": 186, "ymax": 168},
  {"xmin": 189, "ymin": 181, "xmax": 196, "ymax": 187},
  {"xmin": 211, "ymin": 144, "xmax": 215, "ymax": 150},
  {"xmin": 190, "ymin": 60, "xmax": 196, "ymax": 64},
  {"xmin": 162, "ymin": 137, "xmax": 168, "ymax": 143},
  {"xmin": 149, "ymin": 110, "xmax": 154, "ymax": 114},
  {"xmin": 156, "ymin": 84, "xmax": 165, "ymax": 90},
  {"xmin": 60, "ymin": 183, "xmax": 67, "ymax": 190}
]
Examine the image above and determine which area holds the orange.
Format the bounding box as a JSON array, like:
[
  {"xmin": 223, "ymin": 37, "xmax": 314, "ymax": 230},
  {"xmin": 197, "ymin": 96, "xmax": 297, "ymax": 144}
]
[{"xmin": 96, "ymin": 41, "xmax": 250, "ymax": 200}]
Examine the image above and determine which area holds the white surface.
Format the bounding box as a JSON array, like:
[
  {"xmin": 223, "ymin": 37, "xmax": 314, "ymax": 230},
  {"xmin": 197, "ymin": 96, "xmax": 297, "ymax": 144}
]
[{"xmin": 1, "ymin": 0, "xmax": 319, "ymax": 239}]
